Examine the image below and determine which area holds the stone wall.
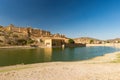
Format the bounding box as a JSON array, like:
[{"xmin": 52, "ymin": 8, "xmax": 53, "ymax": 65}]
[
  {"xmin": 3, "ymin": 24, "xmax": 52, "ymax": 38},
  {"xmin": 65, "ymin": 43, "xmax": 86, "ymax": 47}
]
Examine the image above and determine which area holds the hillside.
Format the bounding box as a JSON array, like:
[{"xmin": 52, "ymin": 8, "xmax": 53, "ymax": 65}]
[
  {"xmin": 0, "ymin": 24, "xmax": 66, "ymax": 46},
  {"xmin": 74, "ymin": 37, "xmax": 102, "ymax": 44},
  {"xmin": 106, "ymin": 38, "xmax": 120, "ymax": 43},
  {"xmin": 74, "ymin": 37, "xmax": 120, "ymax": 44}
]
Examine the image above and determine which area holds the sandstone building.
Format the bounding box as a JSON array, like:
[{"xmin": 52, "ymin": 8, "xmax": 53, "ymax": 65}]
[{"xmin": 0, "ymin": 24, "xmax": 66, "ymax": 38}]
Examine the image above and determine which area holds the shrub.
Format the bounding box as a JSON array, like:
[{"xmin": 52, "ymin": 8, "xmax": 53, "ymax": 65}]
[
  {"xmin": 90, "ymin": 40, "xmax": 94, "ymax": 44},
  {"xmin": 17, "ymin": 39, "xmax": 27, "ymax": 45},
  {"xmin": 68, "ymin": 39, "xmax": 75, "ymax": 44},
  {"xmin": 27, "ymin": 39, "xmax": 34, "ymax": 44}
]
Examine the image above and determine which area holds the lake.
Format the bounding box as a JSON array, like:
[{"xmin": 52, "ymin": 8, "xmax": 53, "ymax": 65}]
[{"xmin": 0, "ymin": 46, "xmax": 120, "ymax": 66}]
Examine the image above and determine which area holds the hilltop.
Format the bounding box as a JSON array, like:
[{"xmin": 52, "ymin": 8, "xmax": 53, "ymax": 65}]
[
  {"xmin": 74, "ymin": 37, "xmax": 120, "ymax": 44},
  {"xmin": 106, "ymin": 38, "xmax": 120, "ymax": 43},
  {"xmin": 74, "ymin": 37, "xmax": 102, "ymax": 44}
]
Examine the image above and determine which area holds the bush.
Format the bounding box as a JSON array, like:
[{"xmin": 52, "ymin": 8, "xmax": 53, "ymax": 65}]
[
  {"xmin": 27, "ymin": 39, "xmax": 34, "ymax": 44},
  {"xmin": 17, "ymin": 39, "xmax": 27, "ymax": 45},
  {"xmin": 68, "ymin": 39, "xmax": 75, "ymax": 44},
  {"xmin": 90, "ymin": 40, "xmax": 94, "ymax": 44}
]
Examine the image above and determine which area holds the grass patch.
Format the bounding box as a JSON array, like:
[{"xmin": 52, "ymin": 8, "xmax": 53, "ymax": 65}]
[{"xmin": 111, "ymin": 53, "xmax": 120, "ymax": 63}]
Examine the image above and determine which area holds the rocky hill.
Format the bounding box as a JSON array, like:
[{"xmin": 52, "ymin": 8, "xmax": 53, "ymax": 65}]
[
  {"xmin": 106, "ymin": 38, "xmax": 120, "ymax": 43},
  {"xmin": 0, "ymin": 24, "xmax": 66, "ymax": 46},
  {"xmin": 74, "ymin": 37, "xmax": 120, "ymax": 44},
  {"xmin": 74, "ymin": 37, "xmax": 102, "ymax": 44}
]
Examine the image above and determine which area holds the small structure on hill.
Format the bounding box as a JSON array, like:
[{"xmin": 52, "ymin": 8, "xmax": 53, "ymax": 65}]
[{"xmin": 44, "ymin": 39, "xmax": 65, "ymax": 48}]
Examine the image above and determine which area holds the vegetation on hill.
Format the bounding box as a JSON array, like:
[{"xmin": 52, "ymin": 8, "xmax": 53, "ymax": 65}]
[
  {"xmin": 0, "ymin": 24, "xmax": 67, "ymax": 46},
  {"xmin": 106, "ymin": 38, "xmax": 120, "ymax": 43},
  {"xmin": 74, "ymin": 37, "xmax": 120, "ymax": 44},
  {"xmin": 74, "ymin": 37, "xmax": 102, "ymax": 44},
  {"xmin": 68, "ymin": 39, "xmax": 75, "ymax": 44}
]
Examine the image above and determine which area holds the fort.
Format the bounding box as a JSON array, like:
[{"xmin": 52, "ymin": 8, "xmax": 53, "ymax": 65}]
[
  {"xmin": 0, "ymin": 24, "xmax": 66, "ymax": 38},
  {"xmin": 0, "ymin": 24, "xmax": 69, "ymax": 47},
  {"xmin": 1, "ymin": 24, "xmax": 66, "ymax": 38}
]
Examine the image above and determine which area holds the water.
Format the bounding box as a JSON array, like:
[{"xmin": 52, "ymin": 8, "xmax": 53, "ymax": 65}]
[{"xmin": 0, "ymin": 46, "xmax": 120, "ymax": 66}]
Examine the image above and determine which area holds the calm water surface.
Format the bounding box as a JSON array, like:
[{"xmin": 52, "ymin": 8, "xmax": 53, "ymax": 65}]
[{"xmin": 0, "ymin": 46, "xmax": 120, "ymax": 66}]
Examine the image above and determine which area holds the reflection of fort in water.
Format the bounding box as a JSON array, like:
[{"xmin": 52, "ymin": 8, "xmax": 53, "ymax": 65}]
[
  {"xmin": 43, "ymin": 48, "xmax": 52, "ymax": 62},
  {"xmin": 33, "ymin": 48, "xmax": 52, "ymax": 62}
]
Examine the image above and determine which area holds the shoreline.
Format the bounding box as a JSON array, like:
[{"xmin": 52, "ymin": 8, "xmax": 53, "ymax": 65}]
[
  {"xmin": 0, "ymin": 43, "xmax": 120, "ymax": 48},
  {"xmin": 86, "ymin": 43, "xmax": 120, "ymax": 48},
  {"xmin": 0, "ymin": 45, "xmax": 32, "ymax": 49}
]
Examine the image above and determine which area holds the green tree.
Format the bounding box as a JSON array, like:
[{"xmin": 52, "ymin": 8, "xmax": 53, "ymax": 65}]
[
  {"xmin": 90, "ymin": 40, "xmax": 94, "ymax": 44},
  {"xmin": 106, "ymin": 41, "xmax": 110, "ymax": 43},
  {"xmin": 68, "ymin": 39, "xmax": 75, "ymax": 44},
  {"xmin": 27, "ymin": 39, "xmax": 34, "ymax": 44},
  {"xmin": 17, "ymin": 39, "xmax": 27, "ymax": 45}
]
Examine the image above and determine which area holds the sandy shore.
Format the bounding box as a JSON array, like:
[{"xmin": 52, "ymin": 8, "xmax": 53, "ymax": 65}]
[
  {"xmin": 1, "ymin": 63, "xmax": 120, "ymax": 80},
  {"xmin": 0, "ymin": 46, "xmax": 33, "ymax": 49},
  {"xmin": 0, "ymin": 51, "xmax": 120, "ymax": 80},
  {"xmin": 86, "ymin": 43, "xmax": 120, "ymax": 48}
]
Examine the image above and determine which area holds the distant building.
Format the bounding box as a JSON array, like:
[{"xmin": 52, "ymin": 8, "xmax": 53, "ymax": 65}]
[{"xmin": 44, "ymin": 39, "xmax": 64, "ymax": 48}]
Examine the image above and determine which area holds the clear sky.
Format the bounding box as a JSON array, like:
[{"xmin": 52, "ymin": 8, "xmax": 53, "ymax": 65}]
[{"xmin": 0, "ymin": 0, "xmax": 120, "ymax": 40}]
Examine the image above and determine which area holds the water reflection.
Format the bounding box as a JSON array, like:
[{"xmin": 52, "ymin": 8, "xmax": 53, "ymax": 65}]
[
  {"xmin": 0, "ymin": 46, "xmax": 120, "ymax": 66},
  {"xmin": 43, "ymin": 48, "xmax": 52, "ymax": 62}
]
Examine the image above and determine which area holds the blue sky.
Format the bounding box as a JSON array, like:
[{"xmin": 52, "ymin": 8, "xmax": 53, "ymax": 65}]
[{"xmin": 0, "ymin": 0, "xmax": 120, "ymax": 40}]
